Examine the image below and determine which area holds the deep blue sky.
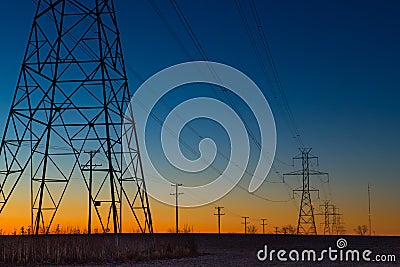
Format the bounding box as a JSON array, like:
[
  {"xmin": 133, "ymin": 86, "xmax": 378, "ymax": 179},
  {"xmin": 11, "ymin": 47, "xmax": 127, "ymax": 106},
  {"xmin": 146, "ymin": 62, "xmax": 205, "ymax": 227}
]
[{"xmin": 0, "ymin": 0, "xmax": 399, "ymax": 234}]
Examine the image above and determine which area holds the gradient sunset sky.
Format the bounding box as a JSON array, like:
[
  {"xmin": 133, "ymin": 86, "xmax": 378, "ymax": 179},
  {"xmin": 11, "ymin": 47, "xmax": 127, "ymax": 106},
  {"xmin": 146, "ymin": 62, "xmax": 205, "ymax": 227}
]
[{"xmin": 0, "ymin": 0, "xmax": 399, "ymax": 235}]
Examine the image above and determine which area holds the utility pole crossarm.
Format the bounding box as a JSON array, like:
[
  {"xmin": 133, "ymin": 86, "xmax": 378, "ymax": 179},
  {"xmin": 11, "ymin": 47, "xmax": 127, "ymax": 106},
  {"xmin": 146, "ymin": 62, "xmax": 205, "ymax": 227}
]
[
  {"xmin": 308, "ymin": 171, "xmax": 329, "ymax": 176},
  {"xmin": 293, "ymin": 188, "xmax": 320, "ymax": 199}
]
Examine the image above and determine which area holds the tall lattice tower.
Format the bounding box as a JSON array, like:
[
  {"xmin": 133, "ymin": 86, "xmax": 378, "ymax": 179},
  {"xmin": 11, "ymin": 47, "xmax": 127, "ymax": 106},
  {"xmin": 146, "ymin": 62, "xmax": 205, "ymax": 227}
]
[
  {"xmin": 0, "ymin": 0, "xmax": 152, "ymax": 234},
  {"xmin": 284, "ymin": 148, "xmax": 328, "ymax": 235},
  {"xmin": 318, "ymin": 200, "xmax": 333, "ymax": 235}
]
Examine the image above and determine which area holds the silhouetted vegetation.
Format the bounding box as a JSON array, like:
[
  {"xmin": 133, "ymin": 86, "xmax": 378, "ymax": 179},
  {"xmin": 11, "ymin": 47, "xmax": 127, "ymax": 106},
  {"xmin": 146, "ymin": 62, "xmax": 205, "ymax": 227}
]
[
  {"xmin": 281, "ymin": 224, "xmax": 296, "ymax": 234},
  {"xmin": 246, "ymin": 224, "xmax": 258, "ymax": 234},
  {"xmin": 168, "ymin": 223, "xmax": 194, "ymax": 233},
  {"xmin": 0, "ymin": 234, "xmax": 197, "ymax": 265},
  {"xmin": 354, "ymin": 225, "xmax": 368, "ymax": 235}
]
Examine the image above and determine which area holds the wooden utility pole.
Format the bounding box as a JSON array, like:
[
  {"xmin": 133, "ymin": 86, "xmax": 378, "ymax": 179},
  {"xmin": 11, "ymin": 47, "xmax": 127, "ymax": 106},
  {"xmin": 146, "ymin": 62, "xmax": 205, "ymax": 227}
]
[
  {"xmin": 368, "ymin": 183, "xmax": 372, "ymax": 236},
  {"xmin": 171, "ymin": 184, "xmax": 183, "ymax": 233},
  {"xmin": 214, "ymin": 207, "xmax": 225, "ymax": 234},
  {"xmin": 242, "ymin": 216, "xmax": 249, "ymax": 234},
  {"xmin": 82, "ymin": 151, "xmax": 101, "ymax": 234},
  {"xmin": 261, "ymin": 219, "xmax": 267, "ymax": 234}
]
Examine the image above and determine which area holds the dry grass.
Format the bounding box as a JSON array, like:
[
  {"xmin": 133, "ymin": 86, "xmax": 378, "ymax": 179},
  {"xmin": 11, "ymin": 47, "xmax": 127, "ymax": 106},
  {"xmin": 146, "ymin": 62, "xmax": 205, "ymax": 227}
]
[{"xmin": 0, "ymin": 234, "xmax": 197, "ymax": 265}]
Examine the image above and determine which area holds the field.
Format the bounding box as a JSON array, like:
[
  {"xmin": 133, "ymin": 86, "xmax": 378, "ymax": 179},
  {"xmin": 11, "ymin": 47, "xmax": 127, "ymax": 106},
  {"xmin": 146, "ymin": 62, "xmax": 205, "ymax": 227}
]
[
  {"xmin": 0, "ymin": 234, "xmax": 195, "ymax": 266},
  {"xmin": 141, "ymin": 234, "xmax": 400, "ymax": 266},
  {"xmin": 0, "ymin": 234, "xmax": 398, "ymax": 266}
]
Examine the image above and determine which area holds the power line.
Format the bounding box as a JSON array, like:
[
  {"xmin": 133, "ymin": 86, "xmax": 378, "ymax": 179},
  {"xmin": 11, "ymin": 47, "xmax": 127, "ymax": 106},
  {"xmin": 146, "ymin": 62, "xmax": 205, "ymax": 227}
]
[
  {"xmin": 235, "ymin": 0, "xmax": 303, "ymax": 149},
  {"xmin": 148, "ymin": 0, "xmax": 194, "ymax": 61},
  {"xmin": 32, "ymin": 0, "xmax": 296, "ymax": 205},
  {"xmin": 165, "ymin": 0, "xmax": 296, "ymax": 200},
  {"xmin": 249, "ymin": 0, "xmax": 304, "ymax": 148},
  {"xmin": 42, "ymin": 0, "xmax": 300, "ymax": 207}
]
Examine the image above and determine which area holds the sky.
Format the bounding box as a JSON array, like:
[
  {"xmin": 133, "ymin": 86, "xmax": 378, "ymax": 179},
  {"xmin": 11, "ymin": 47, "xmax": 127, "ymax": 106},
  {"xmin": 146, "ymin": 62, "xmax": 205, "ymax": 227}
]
[{"xmin": 0, "ymin": 0, "xmax": 399, "ymax": 235}]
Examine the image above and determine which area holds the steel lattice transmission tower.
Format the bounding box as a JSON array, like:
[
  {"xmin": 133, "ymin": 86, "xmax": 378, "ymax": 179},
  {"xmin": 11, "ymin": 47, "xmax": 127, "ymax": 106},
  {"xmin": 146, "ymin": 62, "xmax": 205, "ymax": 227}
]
[
  {"xmin": 0, "ymin": 0, "xmax": 152, "ymax": 234},
  {"xmin": 317, "ymin": 200, "xmax": 334, "ymax": 235},
  {"xmin": 284, "ymin": 148, "xmax": 328, "ymax": 235}
]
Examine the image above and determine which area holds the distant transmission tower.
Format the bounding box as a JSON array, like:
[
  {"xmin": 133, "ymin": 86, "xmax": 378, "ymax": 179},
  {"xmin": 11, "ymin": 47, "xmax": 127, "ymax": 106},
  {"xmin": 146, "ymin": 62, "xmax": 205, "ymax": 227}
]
[
  {"xmin": 316, "ymin": 200, "xmax": 337, "ymax": 235},
  {"xmin": 336, "ymin": 214, "xmax": 346, "ymax": 235},
  {"xmin": 0, "ymin": 0, "xmax": 152, "ymax": 234},
  {"xmin": 331, "ymin": 206, "xmax": 342, "ymax": 235},
  {"xmin": 284, "ymin": 148, "xmax": 328, "ymax": 235},
  {"xmin": 318, "ymin": 200, "xmax": 332, "ymax": 235}
]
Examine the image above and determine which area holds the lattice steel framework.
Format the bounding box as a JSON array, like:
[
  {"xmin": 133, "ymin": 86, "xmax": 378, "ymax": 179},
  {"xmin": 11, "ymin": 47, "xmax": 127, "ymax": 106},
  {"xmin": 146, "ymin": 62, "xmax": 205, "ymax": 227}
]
[
  {"xmin": 0, "ymin": 0, "xmax": 152, "ymax": 234},
  {"xmin": 284, "ymin": 148, "xmax": 328, "ymax": 235},
  {"xmin": 317, "ymin": 200, "xmax": 334, "ymax": 235}
]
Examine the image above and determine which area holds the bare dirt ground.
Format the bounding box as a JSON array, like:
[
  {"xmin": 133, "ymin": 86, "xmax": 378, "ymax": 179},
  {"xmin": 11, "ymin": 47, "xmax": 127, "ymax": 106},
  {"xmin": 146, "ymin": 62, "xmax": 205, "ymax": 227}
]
[{"xmin": 130, "ymin": 234, "xmax": 399, "ymax": 267}]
